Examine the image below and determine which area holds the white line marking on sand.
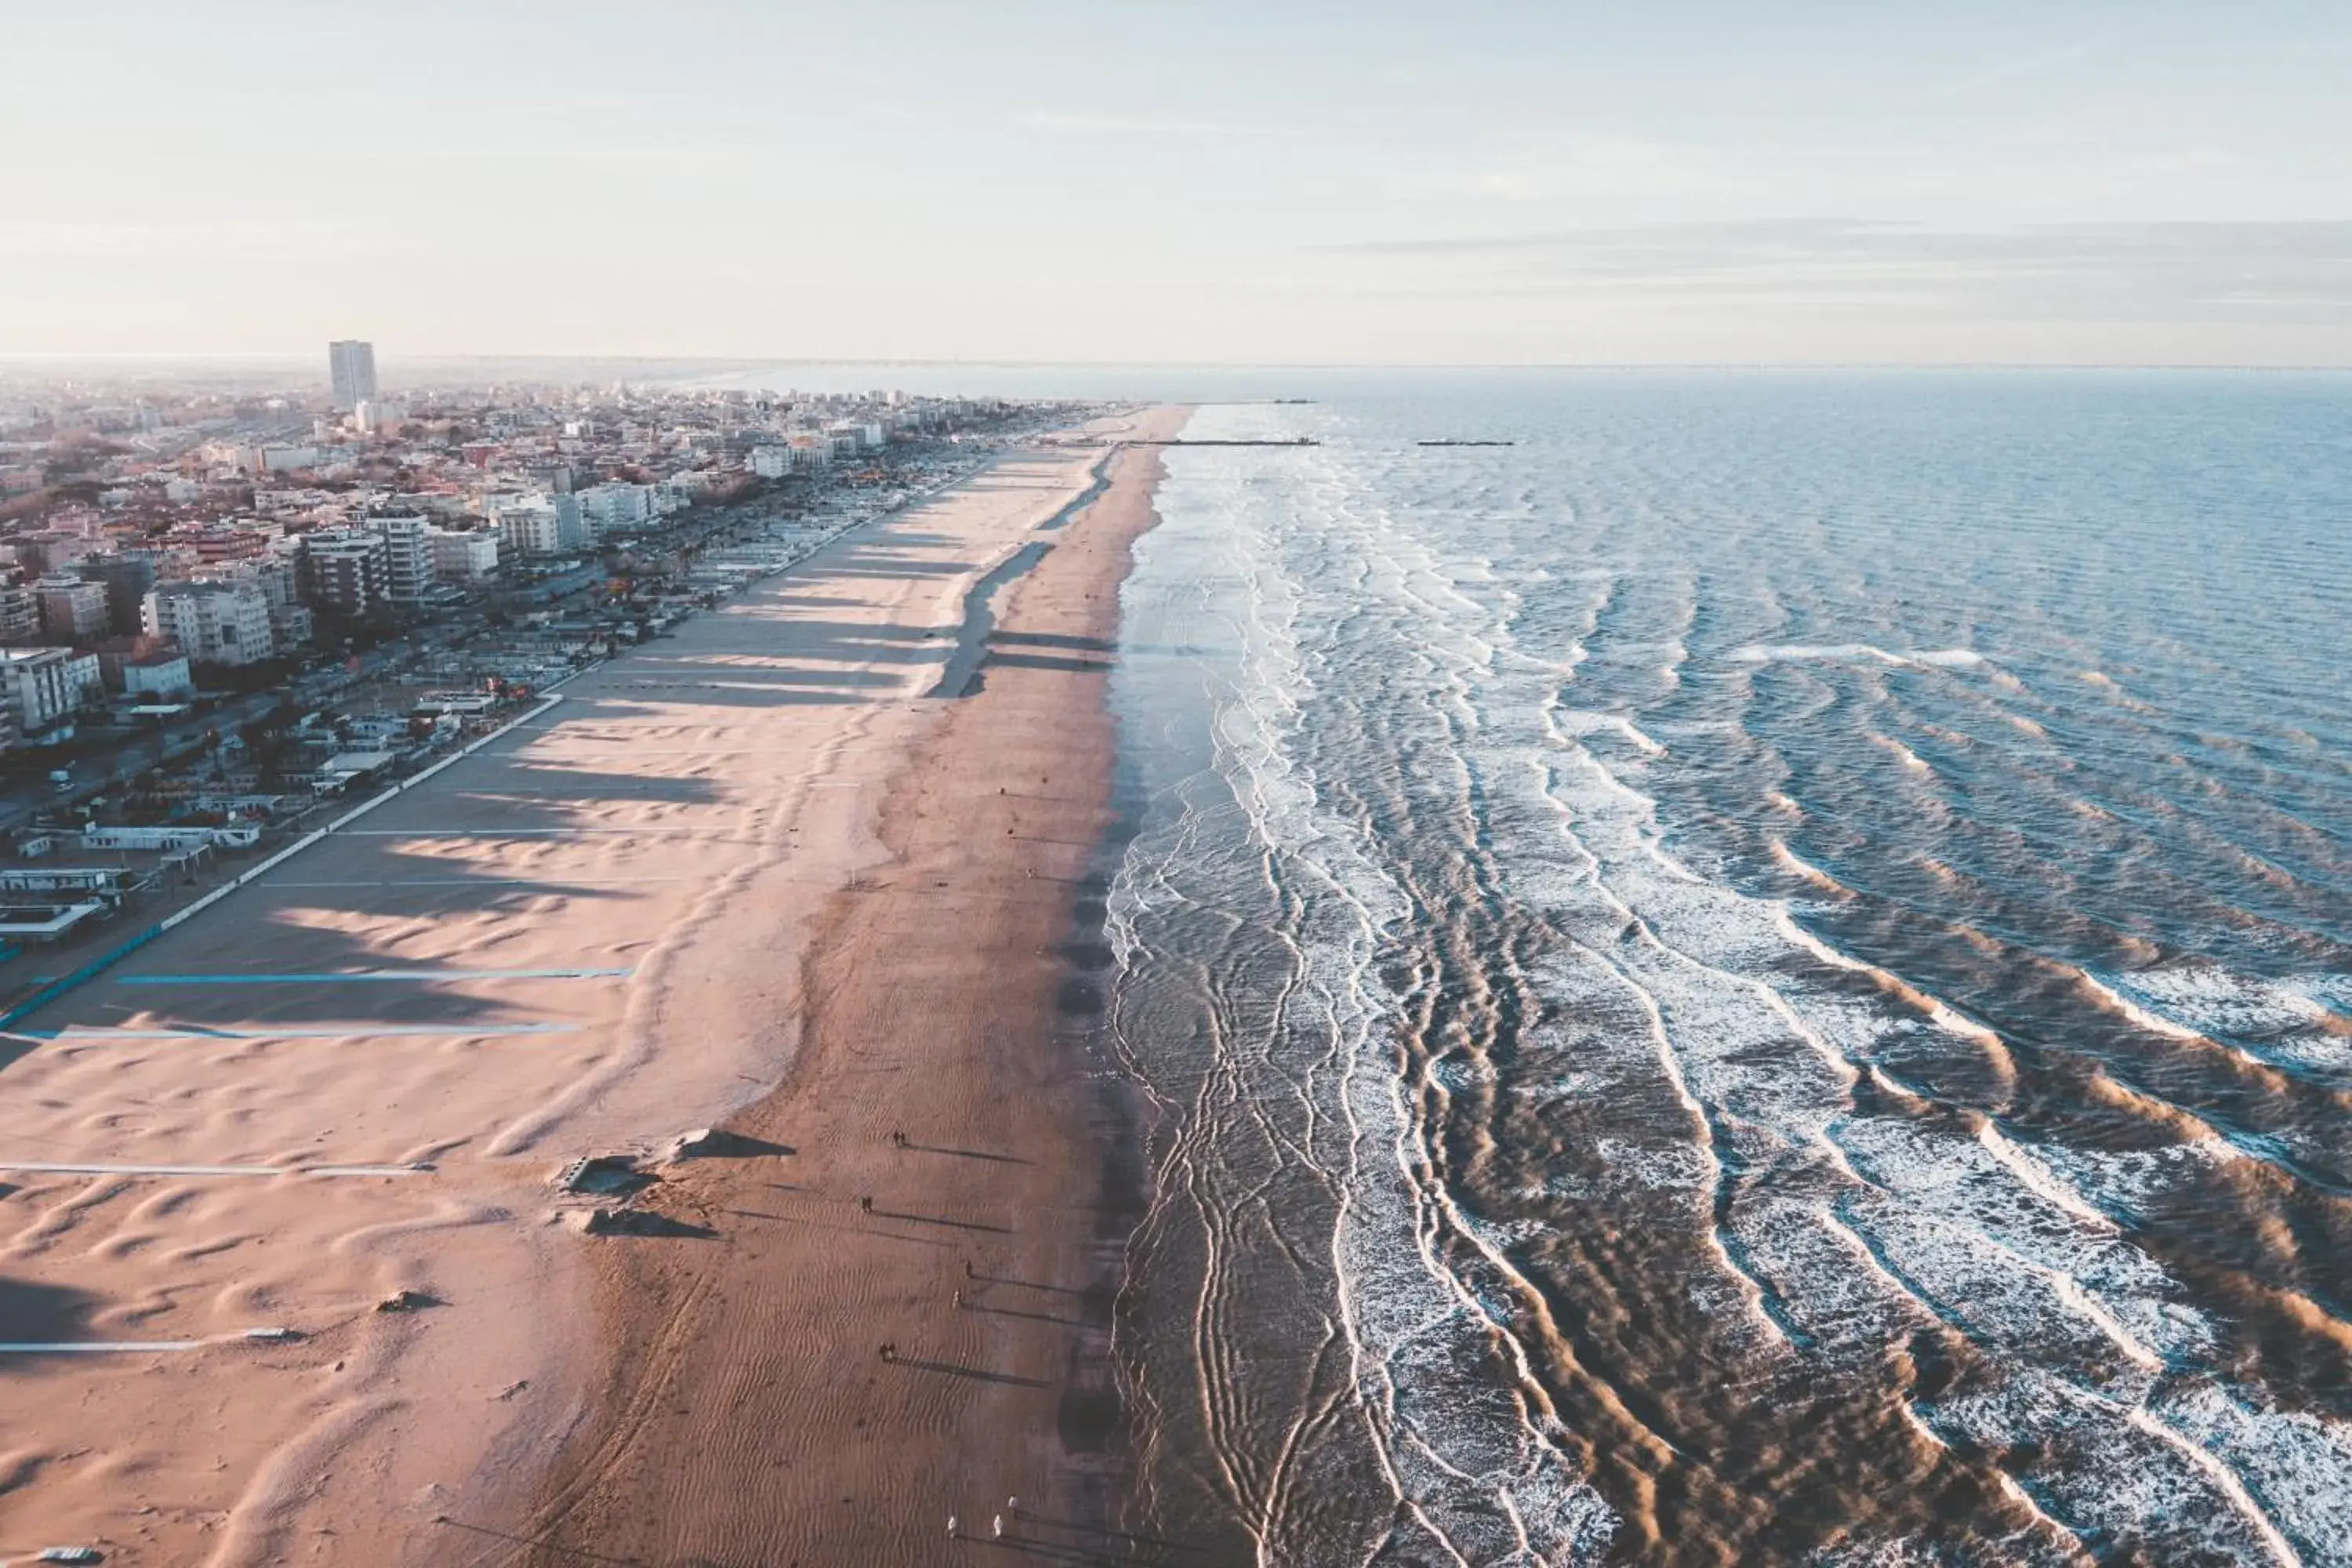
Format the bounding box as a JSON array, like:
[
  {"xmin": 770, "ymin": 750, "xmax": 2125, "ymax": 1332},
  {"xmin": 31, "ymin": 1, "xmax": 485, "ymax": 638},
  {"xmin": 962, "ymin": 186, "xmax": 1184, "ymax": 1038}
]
[
  {"xmin": 267, "ymin": 877, "xmax": 700, "ymax": 888},
  {"xmin": 0, "ymin": 1341, "xmax": 205, "ymax": 1353},
  {"xmin": 0, "ymin": 1160, "xmax": 426, "ymax": 1178},
  {"xmin": 336, "ymin": 827, "xmax": 753, "ymax": 837},
  {"xmin": 34, "ymin": 1024, "xmax": 580, "ymax": 1043},
  {"xmin": 120, "ymin": 968, "xmax": 633, "ymax": 985}
]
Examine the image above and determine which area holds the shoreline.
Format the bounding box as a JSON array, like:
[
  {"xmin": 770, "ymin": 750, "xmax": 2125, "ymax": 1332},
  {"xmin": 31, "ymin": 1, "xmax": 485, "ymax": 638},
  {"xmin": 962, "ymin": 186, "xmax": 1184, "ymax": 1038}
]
[{"xmin": 511, "ymin": 407, "xmax": 1190, "ymax": 1562}]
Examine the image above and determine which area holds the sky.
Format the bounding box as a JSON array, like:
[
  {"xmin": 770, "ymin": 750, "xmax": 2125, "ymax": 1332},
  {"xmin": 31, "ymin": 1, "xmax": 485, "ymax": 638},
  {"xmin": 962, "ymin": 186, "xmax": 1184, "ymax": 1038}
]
[{"xmin": 2, "ymin": 1, "xmax": 2348, "ymax": 365}]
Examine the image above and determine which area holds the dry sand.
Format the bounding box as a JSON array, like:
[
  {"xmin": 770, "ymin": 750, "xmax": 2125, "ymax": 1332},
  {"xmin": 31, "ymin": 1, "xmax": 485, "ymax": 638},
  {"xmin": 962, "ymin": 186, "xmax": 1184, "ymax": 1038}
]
[{"xmin": 0, "ymin": 405, "xmax": 1189, "ymax": 1566}]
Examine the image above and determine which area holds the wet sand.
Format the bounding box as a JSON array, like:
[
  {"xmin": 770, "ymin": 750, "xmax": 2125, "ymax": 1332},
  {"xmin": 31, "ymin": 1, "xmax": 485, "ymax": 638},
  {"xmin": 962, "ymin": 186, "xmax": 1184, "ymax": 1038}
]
[{"xmin": 0, "ymin": 406, "xmax": 1186, "ymax": 1566}]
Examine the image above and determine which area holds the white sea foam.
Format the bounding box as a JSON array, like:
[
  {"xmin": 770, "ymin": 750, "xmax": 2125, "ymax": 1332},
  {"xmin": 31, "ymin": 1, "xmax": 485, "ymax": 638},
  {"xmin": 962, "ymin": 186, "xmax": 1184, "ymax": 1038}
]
[
  {"xmin": 1113, "ymin": 413, "xmax": 1619, "ymax": 1564},
  {"xmin": 2095, "ymin": 964, "xmax": 2352, "ymax": 1079},
  {"xmin": 1731, "ymin": 643, "xmax": 1989, "ymax": 672},
  {"xmin": 1115, "ymin": 400, "xmax": 2352, "ymax": 1565}
]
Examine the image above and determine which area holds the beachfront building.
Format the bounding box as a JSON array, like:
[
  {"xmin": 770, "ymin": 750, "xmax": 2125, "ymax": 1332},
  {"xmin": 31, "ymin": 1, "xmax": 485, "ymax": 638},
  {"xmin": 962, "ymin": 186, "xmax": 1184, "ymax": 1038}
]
[
  {"xmin": 428, "ymin": 528, "xmax": 500, "ymax": 584},
  {"xmin": 143, "ymin": 579, "xmax": 278, "ymax": 667},
  {"xmin": 580, "ymin": 481, "xmax": 662, "ymax": 535},
  {"xmin": 328, "ymin": 339, "xmax": 379, "ymax": 409},
  {"xmin": 299, "ymin": 530, "xmax": 392, "ymax": 618},
  {"xmin": 0, "ymin": 647, "xmax": 104, "ymax": 735},
  {"xmin": 96, "ymin": 642, "xmax": 196, "ymax": 699},
  {"xmin": 33, "ymin": 575, "xmax": 110, "ymax": 643},
  {"xmin": 491, "ymin": 495, "xmax": 567, "ymax": 558},
  {"xmin": 368, "ymin": 515, "xmax": 434, "ymax": 605}
]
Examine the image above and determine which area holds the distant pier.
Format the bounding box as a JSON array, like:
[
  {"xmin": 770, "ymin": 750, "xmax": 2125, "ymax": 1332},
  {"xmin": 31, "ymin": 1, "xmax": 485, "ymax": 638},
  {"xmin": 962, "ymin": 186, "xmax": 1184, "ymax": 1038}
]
[{"xmin": 1133, "ymin": 437, "xmax": 1322, "ymax": 448}]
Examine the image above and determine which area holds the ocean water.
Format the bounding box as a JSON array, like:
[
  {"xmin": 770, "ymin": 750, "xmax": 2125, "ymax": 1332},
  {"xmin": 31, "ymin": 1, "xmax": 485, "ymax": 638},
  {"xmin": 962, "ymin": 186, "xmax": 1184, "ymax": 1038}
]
[{"xmin": 1101, "ymin": 372, "xmax": 2352, "ymax": 1566}]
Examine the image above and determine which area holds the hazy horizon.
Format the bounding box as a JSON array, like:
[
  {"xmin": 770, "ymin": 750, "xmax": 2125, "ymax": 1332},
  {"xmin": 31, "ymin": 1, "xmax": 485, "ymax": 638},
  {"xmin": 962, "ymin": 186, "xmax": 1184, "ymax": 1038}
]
[{"xmin": 5, "ymin": 2, "xmax": 2348, "ymax": 366}]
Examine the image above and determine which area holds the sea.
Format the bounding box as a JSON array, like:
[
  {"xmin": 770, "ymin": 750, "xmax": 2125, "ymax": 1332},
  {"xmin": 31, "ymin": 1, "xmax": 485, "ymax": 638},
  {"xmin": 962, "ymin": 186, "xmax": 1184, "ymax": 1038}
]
[{"xmin": 1092, "ymin": 372, "xmax": 2352, "ymax": 1566}]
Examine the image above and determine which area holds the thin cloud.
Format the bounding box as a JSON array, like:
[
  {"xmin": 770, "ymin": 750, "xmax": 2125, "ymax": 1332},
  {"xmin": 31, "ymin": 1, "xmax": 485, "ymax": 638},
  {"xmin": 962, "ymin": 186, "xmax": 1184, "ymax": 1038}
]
[
  {"xmin": 1319, "ymin": 220, "xmax": 2352, "ymax": 321},
  {"xmin": 1926, "ymin": 32, "xmax": 2114, "ymax": 100},
  {"xmin": 0, "ymin": 219, "xmax": 429, "ymax": 263},
  {"xmin": 1017, "ymin": 109, "xmax": 1301, "ymax": 141}
]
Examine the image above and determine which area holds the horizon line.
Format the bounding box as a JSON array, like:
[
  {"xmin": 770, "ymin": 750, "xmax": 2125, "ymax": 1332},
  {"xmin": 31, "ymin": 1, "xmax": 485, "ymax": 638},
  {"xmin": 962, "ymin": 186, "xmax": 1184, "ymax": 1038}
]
[{"xmin": 3, "ymin": 353, "xmax": 2351, "ymax": 375}]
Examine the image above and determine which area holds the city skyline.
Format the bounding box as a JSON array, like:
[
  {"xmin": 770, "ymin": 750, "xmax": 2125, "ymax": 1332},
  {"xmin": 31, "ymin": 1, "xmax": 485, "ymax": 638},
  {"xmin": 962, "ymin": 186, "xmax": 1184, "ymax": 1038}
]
[{"xmin": 2, "ymin": 2, "xmax": 2348, "ymax": 365}]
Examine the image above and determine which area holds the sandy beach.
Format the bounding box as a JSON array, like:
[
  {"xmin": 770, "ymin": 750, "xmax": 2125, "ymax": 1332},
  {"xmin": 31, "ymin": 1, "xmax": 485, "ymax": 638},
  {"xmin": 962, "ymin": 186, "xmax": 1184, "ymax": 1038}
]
[{"xmin": 0, "ymin": 405, "xmax": 1188, "ymax": 1566}]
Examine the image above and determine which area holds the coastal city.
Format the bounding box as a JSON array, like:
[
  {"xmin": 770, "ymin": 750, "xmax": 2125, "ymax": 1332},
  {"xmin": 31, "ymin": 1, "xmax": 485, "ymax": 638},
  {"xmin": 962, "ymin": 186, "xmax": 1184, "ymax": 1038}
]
[{"xmin": 0, "ymin": 343, "xmax": 1069, "ymax": 990}]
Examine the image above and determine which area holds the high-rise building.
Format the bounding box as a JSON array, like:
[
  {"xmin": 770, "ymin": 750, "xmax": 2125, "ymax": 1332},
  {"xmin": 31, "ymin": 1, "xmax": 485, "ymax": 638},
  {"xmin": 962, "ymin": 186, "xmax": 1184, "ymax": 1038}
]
[
  {"xmin": 297, "ymin": 531, "xmax": 391, "ymax": 617},
  {"xmin": 367, "ymin": 515, "xmax": 434, "ymax": 604},
  {"xmin": 328, "ymin": 339, "xmax": 379, "ymax": 409}
]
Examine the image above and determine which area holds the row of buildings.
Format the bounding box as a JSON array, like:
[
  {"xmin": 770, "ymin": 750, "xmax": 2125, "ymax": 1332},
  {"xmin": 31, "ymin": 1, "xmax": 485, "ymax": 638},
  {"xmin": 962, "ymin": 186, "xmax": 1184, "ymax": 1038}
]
[{"xmin": 0, "ymin": 347, "xmax": 1018, "ymax": 750}]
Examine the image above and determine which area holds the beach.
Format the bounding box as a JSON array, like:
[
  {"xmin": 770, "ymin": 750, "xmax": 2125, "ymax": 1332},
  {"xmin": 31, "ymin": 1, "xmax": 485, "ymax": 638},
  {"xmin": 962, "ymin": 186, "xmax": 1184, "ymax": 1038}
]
[{"xmin": 0, "ymin": 405, "xmax": 1187, "ymax": 1566}]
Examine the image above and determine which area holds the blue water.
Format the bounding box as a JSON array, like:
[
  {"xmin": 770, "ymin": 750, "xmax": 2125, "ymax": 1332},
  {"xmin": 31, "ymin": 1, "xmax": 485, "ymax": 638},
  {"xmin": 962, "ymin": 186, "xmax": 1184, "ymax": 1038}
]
[{"xmin": 1102, "ymin": 373, "xmax": 2352, "ymax": 1565}]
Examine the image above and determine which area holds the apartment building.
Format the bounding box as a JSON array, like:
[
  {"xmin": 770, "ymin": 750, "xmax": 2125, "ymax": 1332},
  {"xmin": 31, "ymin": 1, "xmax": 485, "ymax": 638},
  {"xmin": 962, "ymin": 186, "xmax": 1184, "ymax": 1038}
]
[
  {"xmin": 33, "ymin": 575, "xmax": 110, "ymax": 642},
  {"xmin": 299, "ymin": 530, "xmax": 391, "ymax": 618},
  {"xmin": 428, "ymin": 528, "xmax": 500, "ymax": 583},
  {"xmin": 143, "ymin": 579, "xmax": 277, "ymax": 667},
  {"xmin": 0, "ymin": 647, "xmax": 104, "ymax": 734},
  {"xmin": 368, "ymin": 515, "xmax": 434, "ymax": 604}
]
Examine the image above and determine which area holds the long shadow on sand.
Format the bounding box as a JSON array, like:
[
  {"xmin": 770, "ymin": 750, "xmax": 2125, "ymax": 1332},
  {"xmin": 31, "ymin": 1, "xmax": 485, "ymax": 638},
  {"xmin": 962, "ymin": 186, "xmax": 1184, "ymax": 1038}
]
[
  {"xmin": 904, "ymin": 1141, "xmax": 1033, "ymax": 1165},
  {"xmin": 0, "ymin": 1276, "xmax": 102, "ymax": 1368},
  {"xmin": 892, "ymin": 1354, "xmax": 1047, "ymax": 1388},
  {"xmin": 0, "ymin": 833, "xmax": 675, "ymax": 1065},
  {"xmin": 870, "ymin": 1206, "xmax": 1011, "ymax": 1235}
]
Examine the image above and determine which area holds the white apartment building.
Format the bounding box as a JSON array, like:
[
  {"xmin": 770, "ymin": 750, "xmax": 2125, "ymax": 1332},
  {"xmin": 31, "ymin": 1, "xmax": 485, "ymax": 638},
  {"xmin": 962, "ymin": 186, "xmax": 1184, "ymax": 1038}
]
[
  {"xmin": 579, "ymin": 481, "xmax": 661, "ymax": 535},
  {"xmin": 0, "ymin": 647, "xmax": 104, "ymax": 733},
  {"xmin": 105, "ymin": 647, "xmax": 195, "ymax": 699},
  {"xmin": 368, "ymin": 515, "xmax": 434, "ymax": 604},
  {"xmin": 750, "ymin": 446, "xmax": 791, "ymax": 480},
  {"xmin": 491, "ymin": 497, "xmax": 566, "ymax": 559},
  {"xmin": 353, "ymin": 399, "xmax": 407, "ymax": 435},
  {"xmin": 143, "ymin": 579, "xmax": 278, "ymax": 667},
  {"xmin": 428, "ymin": 529, "xmax": 500, "ymax": 583}
]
